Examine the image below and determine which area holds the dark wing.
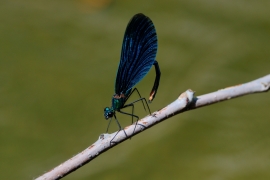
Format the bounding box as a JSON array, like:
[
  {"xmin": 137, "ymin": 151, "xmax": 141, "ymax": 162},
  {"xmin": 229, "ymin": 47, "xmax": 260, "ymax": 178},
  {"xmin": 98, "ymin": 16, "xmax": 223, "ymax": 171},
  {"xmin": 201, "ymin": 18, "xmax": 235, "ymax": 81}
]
[{"xmin": 115, "ymin": 13, "xmax": 158, "ymax": 95}]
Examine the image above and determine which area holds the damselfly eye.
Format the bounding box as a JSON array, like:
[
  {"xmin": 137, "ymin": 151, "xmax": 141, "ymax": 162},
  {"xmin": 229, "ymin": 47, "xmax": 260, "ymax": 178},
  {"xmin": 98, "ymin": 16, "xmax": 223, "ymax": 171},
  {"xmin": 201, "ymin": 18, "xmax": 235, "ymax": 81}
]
[{"xmin": 104, "ymin": 107, "xmax": 113, "ymax": 119}]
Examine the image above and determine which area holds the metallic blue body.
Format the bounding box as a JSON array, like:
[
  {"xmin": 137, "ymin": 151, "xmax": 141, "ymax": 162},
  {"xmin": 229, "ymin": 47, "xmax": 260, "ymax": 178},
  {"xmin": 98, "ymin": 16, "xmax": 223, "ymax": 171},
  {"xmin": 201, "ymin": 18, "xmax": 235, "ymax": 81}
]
[{"xmin": 104, "ymin": 13, "xmax": 161, "ymax": 132}]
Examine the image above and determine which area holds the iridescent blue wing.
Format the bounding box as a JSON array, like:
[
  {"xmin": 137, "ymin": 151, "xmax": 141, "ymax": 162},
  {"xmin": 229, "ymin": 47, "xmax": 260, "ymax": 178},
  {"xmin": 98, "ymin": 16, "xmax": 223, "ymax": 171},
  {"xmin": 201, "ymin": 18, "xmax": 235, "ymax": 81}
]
[{"xmin": 115, "ymin": 13, "xmax": 158, "ymax": 95}]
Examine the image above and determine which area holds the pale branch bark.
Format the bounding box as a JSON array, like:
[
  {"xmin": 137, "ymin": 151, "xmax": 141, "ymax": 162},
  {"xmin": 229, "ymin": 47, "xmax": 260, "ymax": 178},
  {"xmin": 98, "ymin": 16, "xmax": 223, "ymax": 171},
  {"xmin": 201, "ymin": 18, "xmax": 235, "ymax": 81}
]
[{"xmin": 35, "ymin": 74, "xmax": 270, "ymax": 180}]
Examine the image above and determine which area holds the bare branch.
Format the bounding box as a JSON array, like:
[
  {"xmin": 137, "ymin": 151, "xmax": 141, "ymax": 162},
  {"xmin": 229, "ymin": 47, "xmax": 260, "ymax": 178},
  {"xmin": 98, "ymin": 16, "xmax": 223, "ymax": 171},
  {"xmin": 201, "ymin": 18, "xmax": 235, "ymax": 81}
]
[
  {"xmin": 35, "ymin": 74, "xmax": 270, "ymax": 180},
  {"xmin": 191, "ymin": 74, "xmax": 270, "ymax": 109}
]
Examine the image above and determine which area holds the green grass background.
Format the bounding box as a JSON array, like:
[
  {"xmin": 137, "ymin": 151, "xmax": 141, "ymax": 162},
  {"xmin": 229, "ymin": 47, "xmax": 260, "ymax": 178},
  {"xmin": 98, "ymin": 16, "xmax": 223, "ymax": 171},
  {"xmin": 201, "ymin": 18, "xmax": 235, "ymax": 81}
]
[{"xmin": 0, "ymin": 0, "xmax": 270, "ymax": 179}]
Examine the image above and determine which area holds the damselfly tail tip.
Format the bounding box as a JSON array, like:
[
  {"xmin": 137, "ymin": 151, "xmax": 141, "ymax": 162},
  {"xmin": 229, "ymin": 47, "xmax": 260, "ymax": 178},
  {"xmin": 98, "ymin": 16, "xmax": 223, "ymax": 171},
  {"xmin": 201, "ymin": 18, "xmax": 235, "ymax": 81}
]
[{"xmin": 149, "ymin": 90, "xmax": 156, "ymax": 103}]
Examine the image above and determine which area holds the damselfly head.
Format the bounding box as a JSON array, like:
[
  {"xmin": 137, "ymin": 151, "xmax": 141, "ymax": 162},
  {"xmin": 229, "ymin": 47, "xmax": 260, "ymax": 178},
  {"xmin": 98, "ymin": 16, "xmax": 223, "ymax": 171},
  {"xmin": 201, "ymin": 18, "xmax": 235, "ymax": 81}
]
[{"xmin": 104, "ymin": 107, "xmax": 114, "ymax": 120}]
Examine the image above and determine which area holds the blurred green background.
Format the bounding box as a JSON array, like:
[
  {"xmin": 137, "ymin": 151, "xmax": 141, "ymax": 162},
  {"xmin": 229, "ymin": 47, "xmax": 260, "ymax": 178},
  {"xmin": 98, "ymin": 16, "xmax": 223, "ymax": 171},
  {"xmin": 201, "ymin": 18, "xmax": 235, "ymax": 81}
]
[{"xmin": 0, "ymin": 0, "xmax": 270, "ymax": 179}]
